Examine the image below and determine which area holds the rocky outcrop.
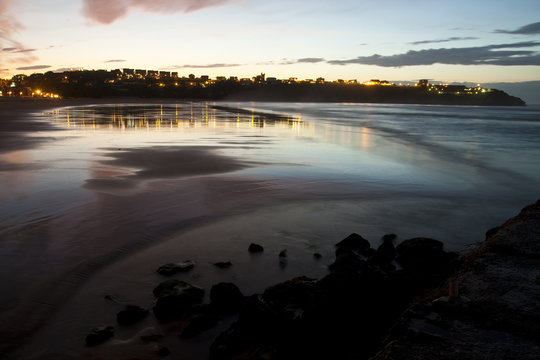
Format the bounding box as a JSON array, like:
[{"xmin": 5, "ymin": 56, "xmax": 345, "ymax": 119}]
[
  {"xmin": 371, "ymin": 199, "xmax": 540, "ymax": 360},
  {"xmin": 152, "ymin": 280, "xmax": 205, "ymax": 321},
  {"xmin": 85, "ymin": 325, "xmax": 115, "ymax": 346},
  {"xmin": 156, "ymin": 260, "xmax": 195, "ymax": 275},
  {"xmin": 210, "ymin": 232, "xmax": 457, "ymax": 359},
  {"xmin": 116, "ymin": 305, "xmax": 149, "ymax": 325}
]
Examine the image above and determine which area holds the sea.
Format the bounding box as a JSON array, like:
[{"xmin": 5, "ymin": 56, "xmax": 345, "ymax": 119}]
[{"xmin": 1, "ymin": 101, "xmax": 539, "ymax": 359}]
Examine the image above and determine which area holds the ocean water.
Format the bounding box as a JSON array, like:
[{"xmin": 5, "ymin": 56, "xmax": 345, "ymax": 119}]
[{"xmin": 1, "ymin": 101, "xmax": 539, "ymax": 359}]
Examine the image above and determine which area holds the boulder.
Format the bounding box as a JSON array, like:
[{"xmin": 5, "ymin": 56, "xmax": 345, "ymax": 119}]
[
  {"xmin": 382, "ymin": 233, "xmax": 397, "ymax": 242},
  {"xmin": 335, "ymin": 233, "xmax": 372, "ymax": 255},
  {"xmin": 370, "ymin": 241, "xmax": 397, "ymax": 265},
  {"xmin": 85, "ymin": 325, "xmax": 114, "ymax": 346},
  {"xmin": 156, "ymin": 260, "xmax": 195, "ymax": 275},
  {"xmin": 328, "ymin": 248, "xmax": 366, "ymax": 273},
  {"xmin": 396, "ymin": 238, "xmax": 448, "ymax": 271},
  {"xmin": 278, "ymin": 249, "xmax": 287, "ymax": 268},
  {"xmin": 248, "ymin": 243, "xmax": 264, "ymax": 253},
  {"xmin": 152, "ymin": 280, "xmax": 204, "ymax": 321},
  {"xmin": 210, "ymin": 282, "xmax": 244, "ymax": 313},
  {"xmin": 116, "ymin": 305, "xmax": 149, "ymax": 326},
  {"xmin": 213, "ymin": 261, "xmax": 232, "ymax": 269}
]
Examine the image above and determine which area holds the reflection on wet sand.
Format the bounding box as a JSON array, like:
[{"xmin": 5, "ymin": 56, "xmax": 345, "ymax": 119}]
[
  {"xmin": 46, "ymin": 103, "xmax": 305, "ymax": 131},
  {"xmin": 84, "ymin": 146, "xmax": 259, "ymax": 194}
]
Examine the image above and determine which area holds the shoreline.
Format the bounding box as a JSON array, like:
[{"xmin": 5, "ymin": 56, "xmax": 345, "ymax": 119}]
[{"xmin": 0, "ymin": 99, "xmax": 538, "ymax": 359}]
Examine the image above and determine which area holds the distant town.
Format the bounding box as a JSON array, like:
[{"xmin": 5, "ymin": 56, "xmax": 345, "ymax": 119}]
[{"xmin": 0, "ymin": 69, "xmax": 525, "ymax": 106}]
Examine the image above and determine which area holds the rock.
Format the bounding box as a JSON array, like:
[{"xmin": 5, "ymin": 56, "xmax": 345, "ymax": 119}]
[
  {"xmin": 395, "ymin": 237, "xmax": 452, "ymax": 281},
  {"xmin": 372, "ymin": 199, "xmax": 540, "ymax": 360},
  {"xmin": 85, "ymin": 325, "xmax": 114, "ymax": 346},
  {"xmin": 213, "ymin": 261, "xmax": 232, "ymax": 269},
  {"xmin": 152, "ymin": 280, "xmax": 204, "ymax": 321},
  {"xmin": 335, "ymin": 233, "xmax": 371, "ymax": 255},
  {"xmin": 279, "ymin": 249, "xmax": 288, "ymax": 268},
  {"xmin": 382, "ymin": 233, "xmax": 397, "ymax": 242},
  {"xmin": 371, "ymin": 241, "xmax": 397, "ymax": 265},
  {"xmin": 313, "ymin": 253, "xmax": 322, "ymax": 260},
  {"xmin": 158, "ymin": 346, "xmax": 170, "ymax": 357},
  {"xmin": 328, "ymin": 248, "xmax": 366, "ymax": 274},
  {"xmin": 248, "ymin": 243, "xmax": 264, "ymax": 253},
  {"xmin": 156, "ymin": 260, "xmax": 195, "ymax": 275},
  {"xmin": 210, "ymin": 282, "xmax": 244, "ymax": 313},
  {"xmin": 116, "ymin": 305, "xmax": 149, "ymax": 326}
]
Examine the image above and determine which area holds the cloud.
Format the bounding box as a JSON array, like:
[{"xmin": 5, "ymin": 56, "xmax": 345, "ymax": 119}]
[
  {"xmin": 82, "ymin": 0, "xmax": 240, "ymax": 25},
  {"xmin": 2, "ymin": 47, "xmax": 36, "ymax": 53},
  {"xmin": 0, "ymin": 0, "xmax": 22, "ymax": 34},
  {"xmin": 496, "ymin": 21, "xmax": 540, "ymax": 35},
  {"xmin": 16, "ymin": 65, "xmax": 51, "ymax": 70},
  {"xmin": 328, "ymin": 41, "xmax": 540, "ymax": 67},
  {"xmin": 105, "ymin": 59, "xmax": 126, "ymax": 63},
  {"xmin": 410, "ymin": 37, "xmax": 477, "ymax": 45},
  {"xmin": 1, "ymin": 0, "xmax": 38, "ymax": 70},
  {"xmin": 296, "ymin": 57, "xmax": 325, "ymax": 63},
  {"xmin": 167, "ymin": 63, "xmax": 243, "ymax": 69}
]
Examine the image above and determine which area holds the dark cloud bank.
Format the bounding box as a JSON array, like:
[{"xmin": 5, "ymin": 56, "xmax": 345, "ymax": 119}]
[
  {"xmin": 328, "ymin": 41, "xmax": 540, "ymax": 67},
  {"xmin": 496, "ymin": 21, "xmax": 540, "ymax": 35}
]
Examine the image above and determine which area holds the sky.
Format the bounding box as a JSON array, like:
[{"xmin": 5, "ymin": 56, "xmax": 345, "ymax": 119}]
[{"xmin": 1, "ymin": 0, "xmax": 540, "ymax": 85}]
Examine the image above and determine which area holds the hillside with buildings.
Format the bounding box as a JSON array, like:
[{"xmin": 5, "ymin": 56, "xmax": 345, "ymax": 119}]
[{"xmin": 0, "ymin": 69, "xmax": 526, "ymax": 106}]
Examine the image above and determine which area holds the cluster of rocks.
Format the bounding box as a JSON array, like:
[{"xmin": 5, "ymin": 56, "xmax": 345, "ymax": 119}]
[
  {"xmin": 85, "ymin": 256, "xmax": 247, "ymax": 355},
  {"xmin": 371, "ymin": 199, "xmax": 540, "ymax": 360},
  {"xmin": 84, "ymin": 232, "xmax": 463, "ymax": 359},
  {"xmin": 84, "ymin": 200, "xmax": 540, "ymax": 359},
  {"xmin": 209, "ymin": 234, "xmax": 458, "ymax": 359}
]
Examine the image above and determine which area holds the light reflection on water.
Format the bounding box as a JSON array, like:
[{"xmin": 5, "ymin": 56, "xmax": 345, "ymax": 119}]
[
  {"xmin": 47, "ymin": 103, "xmax": 305, "ymax": 131},
  {"xmin": 2, "ymin": 101, "xmax": 540, "ymax": 359}
]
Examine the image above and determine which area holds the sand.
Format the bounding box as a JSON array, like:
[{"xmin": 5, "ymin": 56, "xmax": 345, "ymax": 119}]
[
  {"xmin": 1, "ymin": 98, "xmax": 536, "ymax": 359},
  {"xmin": 0, "ymin": 98, "xmax": 345, "ymax": 359}
]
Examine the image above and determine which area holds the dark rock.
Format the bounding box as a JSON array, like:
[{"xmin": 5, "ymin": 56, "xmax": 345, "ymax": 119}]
[
  {"xmin": 152, "ymin": 280, "xmax": 204, "ymax": 321},
  {"xmin": 248, "ymin": 243, "xmax": 264, "ymax": 253},
  {"xmin": 210, "ymin": 282, "xmax": 244, "ymax": 313},
  {"xmin": 116, "ymin": 305, "xmax": 148, "ymax": 326},
  {"xmin": 156, "ymin": 260, "xmax": 195, "ymax": 275},
  {"xmin": 152, "ymin": 279, "xmax": 203, "ymax": 298},
  {"xmin": 372, "ymin": 241, "xmax": 397, "ymax": 265},
  {"xmin": 373, "ymin": 200, "xmax": 540, "ymax": 360},
  {"xmin": 328, "ymin": 248, "xmax": 367, "ymax": 273},
  {"xmin": 383, "ymin": 233, "xmax": 397, "ymax": 242},
  {"xmin": 335, "ymin": 233, "xmax": 372, "ymax": 255},
  {"xmin": 395, "ymin": 237, "xmax": 451, "ymax": 280},
  {"xmin": 213, "ymin": 261, "xmax": 232, "ymax": 269},
  {"xmin": 279, "ymin": 249, "xmax": 288, "ymax": 268},
  {"xmin": 263, "ymin": 276, "xmax": 317, "ymax": 311},
  {"xmin": 180, "ymin": 313, "xmax": 221, "ymax": 338},
  {"xmin": 313, "ymin": 253, "xmax": 322, "ymax": 260},
  {"xmin": 85, "ymin": 325, "xmax": 114, "ymax": 346},
  {"xmin": 158, "ymin": 346, "xmax": 170, "ymax": 357}
]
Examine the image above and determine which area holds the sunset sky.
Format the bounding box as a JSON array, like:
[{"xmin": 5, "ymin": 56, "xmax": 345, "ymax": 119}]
[{"xmin": 1, "ymin": 0, "xmax": 539, "ymax": 84}]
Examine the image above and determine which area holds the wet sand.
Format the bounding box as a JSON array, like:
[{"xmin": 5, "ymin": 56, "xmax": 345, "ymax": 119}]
[
  {"xmin": 0, "ymin": 98, "xmax": 363, "ymax": 359},
  {"xmin": 1, "ymin": 98, "xmax": 537, "ymax": 359}
]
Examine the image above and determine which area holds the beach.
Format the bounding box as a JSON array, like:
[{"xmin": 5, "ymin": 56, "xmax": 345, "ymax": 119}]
[{"xmin": 1, "ymin": 98, "xmax": 539, "ymax": 359}]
